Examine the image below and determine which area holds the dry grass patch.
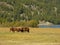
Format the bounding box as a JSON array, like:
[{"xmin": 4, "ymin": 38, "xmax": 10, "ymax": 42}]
[{"xmin": 0, "ymin": 27, "xmax": 60, "ymax": 45}]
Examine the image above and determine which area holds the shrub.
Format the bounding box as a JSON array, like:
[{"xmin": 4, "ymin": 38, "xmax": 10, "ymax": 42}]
[{"xmin": 27, "ymin": 20, "xmax": 39, "ymax": 27}]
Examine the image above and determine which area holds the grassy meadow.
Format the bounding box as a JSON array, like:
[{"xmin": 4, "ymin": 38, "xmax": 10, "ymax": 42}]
[{"xmin": 0, "ymin": 27, "xmax": 60, "ymax": 45}]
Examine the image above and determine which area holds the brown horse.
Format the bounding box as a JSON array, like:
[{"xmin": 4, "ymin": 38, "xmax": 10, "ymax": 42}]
[
  {"xmin": 22, "ymin": 27, "xmax": 29, "ymax": 32},
  {"xmin": 10, "ymin": 27, "xmax": 23, "ymax": 32}
]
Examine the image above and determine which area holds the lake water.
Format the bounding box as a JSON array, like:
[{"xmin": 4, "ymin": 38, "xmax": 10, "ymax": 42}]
[{"xmin": 39, "ymin": 25, "xmax": 60, "ymax": 28}]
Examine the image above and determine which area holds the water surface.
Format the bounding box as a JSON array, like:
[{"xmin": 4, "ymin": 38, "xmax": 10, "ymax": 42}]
[{"xmin": 39, "ymin": 25, "xmax": 60, "ymax": 28}]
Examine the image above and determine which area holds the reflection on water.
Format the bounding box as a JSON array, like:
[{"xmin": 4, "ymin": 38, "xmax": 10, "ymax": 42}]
[{"xmin": 39, "ymin": 25, "xmax": 60, "ymax": 28}]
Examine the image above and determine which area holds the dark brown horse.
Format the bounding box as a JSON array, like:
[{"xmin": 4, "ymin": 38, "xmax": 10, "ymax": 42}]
[{"xmin": 22, "ymin": 27, "xmax": 29, "ymax": 32}]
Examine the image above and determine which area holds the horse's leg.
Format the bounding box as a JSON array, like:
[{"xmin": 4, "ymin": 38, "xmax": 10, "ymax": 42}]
[{"xmin": 27, "ymin": 30, "xmax": 29, "ymax": 32}]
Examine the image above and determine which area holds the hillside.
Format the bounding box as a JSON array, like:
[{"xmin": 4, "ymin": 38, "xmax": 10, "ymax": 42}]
[{"xmin": 0, "ymin": 0, "xmax": 60, "ymax": 27}]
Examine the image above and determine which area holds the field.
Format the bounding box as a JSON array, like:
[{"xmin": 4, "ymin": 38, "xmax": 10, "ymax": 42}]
[{"xmin": 0, "ymin": 27, "xmax": 60, "ymax": 45}]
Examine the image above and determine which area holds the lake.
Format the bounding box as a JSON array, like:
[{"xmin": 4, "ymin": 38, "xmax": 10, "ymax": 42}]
[{"xmin": 39, "ymin": 25, "xmax": 60, "ymax": 28}]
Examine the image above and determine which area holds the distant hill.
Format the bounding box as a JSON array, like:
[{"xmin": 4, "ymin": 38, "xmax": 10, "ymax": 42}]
[{"xmin": 0, "ymin": 0, "xmax": 60, "ymax": 27}]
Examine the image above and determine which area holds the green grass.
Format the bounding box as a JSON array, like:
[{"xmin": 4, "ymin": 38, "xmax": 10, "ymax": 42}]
[{"xmin": 0, "ymin": 28, "xmax": 60, "ymax": 45}]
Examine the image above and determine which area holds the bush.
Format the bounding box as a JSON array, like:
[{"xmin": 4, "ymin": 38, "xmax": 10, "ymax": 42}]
[{"xmin": 27, "ymin": 20, "xmax": 39, "ymax": 27}]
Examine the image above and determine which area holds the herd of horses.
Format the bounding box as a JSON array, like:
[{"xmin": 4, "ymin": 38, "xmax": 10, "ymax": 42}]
[{"xmin": 10, "ymin": 27, "xmax": 29, "ymax": 32}]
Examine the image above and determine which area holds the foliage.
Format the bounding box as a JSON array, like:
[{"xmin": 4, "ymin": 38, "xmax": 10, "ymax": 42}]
[
  {"xmin": 27, "ymin": 20, "xmax": 39, "ymax": 27},
  {"xmin": 0, "ymin": 0, "xmax": 60, "ymax": 27}
]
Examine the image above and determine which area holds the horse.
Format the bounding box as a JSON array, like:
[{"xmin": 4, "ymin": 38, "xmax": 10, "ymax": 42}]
[
  {"xmin": 10, "ymin": 27, "xmax": 21, "ymax": 32},
  {"xmin": 22, "ymin": 27, "xmax": 29, "ymax": 32}
]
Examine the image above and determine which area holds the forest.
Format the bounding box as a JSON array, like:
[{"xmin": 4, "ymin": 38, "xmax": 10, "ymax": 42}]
[{"xmin": 0, "ymin": 0, "xmax": 60, "ymax": 27}]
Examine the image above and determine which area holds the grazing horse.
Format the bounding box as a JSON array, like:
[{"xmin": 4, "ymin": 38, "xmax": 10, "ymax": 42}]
[
  {"xmin": 10, "ymin": 27, "xmax": 22, "ymax": 32},
  {"xmin": 18, "ymin": 27, "xmax": 24, "ymax": 32},
  {"xmin": 22, "ymin": 27, "xmax": 29, "ymax": 32}
]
